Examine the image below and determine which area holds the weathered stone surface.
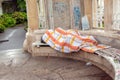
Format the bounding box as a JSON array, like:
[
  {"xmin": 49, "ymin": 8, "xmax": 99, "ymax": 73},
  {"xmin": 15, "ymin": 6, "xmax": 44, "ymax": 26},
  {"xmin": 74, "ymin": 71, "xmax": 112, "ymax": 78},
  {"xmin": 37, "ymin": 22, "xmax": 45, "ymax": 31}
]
[{"xmin": 0, "ymin": 49, "xmax": 112, "ymax": 80}]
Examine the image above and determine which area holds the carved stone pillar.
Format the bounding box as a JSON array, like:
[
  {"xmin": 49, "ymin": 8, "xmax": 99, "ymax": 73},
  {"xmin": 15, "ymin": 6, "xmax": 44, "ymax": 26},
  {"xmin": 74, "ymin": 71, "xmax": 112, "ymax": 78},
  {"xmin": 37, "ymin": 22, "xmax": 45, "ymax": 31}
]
[
  {"xmin": 83, "ymin": 0, "xmax": 92, "ymax": 29},
  {"xmin": 104, "ymin": 0, "xmax": 113, "ymax": 30},
  {"xmin": 26, "ymin": 0, "xmax": 39, "ymax": 32}
]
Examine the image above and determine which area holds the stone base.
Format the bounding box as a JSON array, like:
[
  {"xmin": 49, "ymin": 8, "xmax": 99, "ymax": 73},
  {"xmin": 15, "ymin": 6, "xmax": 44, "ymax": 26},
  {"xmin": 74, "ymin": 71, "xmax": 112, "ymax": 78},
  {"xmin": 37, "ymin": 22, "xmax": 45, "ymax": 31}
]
[{"xmin": 23, "ymin": 29, "xmax": 120, "ymax": 80}]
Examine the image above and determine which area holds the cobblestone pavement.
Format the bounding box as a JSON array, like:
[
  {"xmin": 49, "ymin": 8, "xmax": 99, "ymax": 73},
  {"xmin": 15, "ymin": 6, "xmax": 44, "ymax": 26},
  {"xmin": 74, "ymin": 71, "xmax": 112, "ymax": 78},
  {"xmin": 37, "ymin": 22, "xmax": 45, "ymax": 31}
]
[
  {"xmin": 0, "ymin": 49, "xmax": 112, "ymax": 80},
  {"xmin": 0, "ymin": 24, "xmax": 26, "ymax": 51}
]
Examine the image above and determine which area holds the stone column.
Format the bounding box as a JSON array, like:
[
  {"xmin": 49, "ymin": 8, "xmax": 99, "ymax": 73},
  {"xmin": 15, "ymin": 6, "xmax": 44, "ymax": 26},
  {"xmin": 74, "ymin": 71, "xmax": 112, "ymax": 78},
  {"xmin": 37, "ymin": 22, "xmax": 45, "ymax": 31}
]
[
  {"xmin": 83, "ymin": 0, "xmax": 92, "ymax": 29},
  {"xmin": 104, "ymin": 0, "xmax": 113, "ymax": 30},
  {"xmin": 26, "ymin": 0, "xmax": 39, "ymax": 32},
  {"xmin": 80, "ymin": 0, "xmax": 84, "ymax": 18}
]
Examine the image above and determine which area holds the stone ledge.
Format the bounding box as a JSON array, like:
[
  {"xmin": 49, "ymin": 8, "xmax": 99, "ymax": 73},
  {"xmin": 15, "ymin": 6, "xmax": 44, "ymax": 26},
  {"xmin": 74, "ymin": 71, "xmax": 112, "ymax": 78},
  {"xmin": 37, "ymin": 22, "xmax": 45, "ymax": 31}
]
[
  {"xmin": 31, "ymin": 46, "xmax": 115, "ymax": 79},
  {"xmin": 79, "ymin": 29, "xmax": 120, "ymax": 40}
]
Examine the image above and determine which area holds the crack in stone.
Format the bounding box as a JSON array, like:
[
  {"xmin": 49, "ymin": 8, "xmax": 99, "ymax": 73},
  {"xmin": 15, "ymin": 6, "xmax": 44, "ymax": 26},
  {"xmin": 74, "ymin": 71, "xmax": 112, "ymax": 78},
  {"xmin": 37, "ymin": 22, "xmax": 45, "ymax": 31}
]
[
  {"xmin": 54, "ymin": 72, "xmax": 65, "ymax": 80},
  {"xmin": 6, "ymin": 58, "xmax": 13, "ymax": 67},
  {"xmin": 21, "ymin": 56, "xmax": 32, "ymax": 67},
  {"xmin": 50, "ymin": 62, "xmax": 75, "ymax": 72}
]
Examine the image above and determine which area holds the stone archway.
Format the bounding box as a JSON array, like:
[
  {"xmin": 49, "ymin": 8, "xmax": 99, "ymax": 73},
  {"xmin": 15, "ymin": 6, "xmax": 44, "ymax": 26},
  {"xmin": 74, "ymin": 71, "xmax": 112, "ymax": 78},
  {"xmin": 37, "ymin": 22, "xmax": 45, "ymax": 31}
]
[{"xmin": 1, "ymin": 0, "xmax": 17, "ymax": 14}]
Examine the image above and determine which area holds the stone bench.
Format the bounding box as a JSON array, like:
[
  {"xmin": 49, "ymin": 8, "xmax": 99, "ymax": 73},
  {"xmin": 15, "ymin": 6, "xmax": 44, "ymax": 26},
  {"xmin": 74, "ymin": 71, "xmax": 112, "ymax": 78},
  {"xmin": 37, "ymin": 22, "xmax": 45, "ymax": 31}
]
[{"xmin": 23, "ymin": 29, "xmax": 120, "ymax": 80}]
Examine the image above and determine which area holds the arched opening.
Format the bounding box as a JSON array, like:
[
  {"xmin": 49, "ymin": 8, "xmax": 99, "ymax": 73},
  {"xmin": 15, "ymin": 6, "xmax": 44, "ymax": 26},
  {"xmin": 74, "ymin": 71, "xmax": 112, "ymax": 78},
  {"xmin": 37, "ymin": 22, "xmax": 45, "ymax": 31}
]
[{"xmin": 2, "ymin": 0, "xmax": 17, "ymax": 14}]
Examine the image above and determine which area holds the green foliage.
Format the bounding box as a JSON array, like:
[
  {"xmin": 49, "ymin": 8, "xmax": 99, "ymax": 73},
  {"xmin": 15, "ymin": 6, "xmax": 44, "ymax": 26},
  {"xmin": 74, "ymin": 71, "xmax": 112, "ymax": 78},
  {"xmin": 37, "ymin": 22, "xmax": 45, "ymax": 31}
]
[
  {"xmin": 0, "ymin": 24, "xmax": 6, "ymax": 33},
  {"xmin": 0, "ymin": 14, "xmax": 16, "ymax": 28},
  {"xmin": 98, "ymin": 21, "xmax": 104, "ymax": 28},
  {"xmin": 12, "ymin": 12, "xmax": 27, "ymax": 24},
  {"xmin": 3, "ymin": 17, "xmax": 16, "ymax": 27},
  {"xmin": 17, "ymin": 0, "xmax": 26, "ymax": 12},
  {"xmin": 0, "ymin": 17, "xmax": 4, "ymax": 24},
  {"xmin": 0, "ymin": 14, "xmax": 11, "ymax": 18},
  {"xmin": 0, "ymin": 11, "xmax": 27, "ymax": 33}
]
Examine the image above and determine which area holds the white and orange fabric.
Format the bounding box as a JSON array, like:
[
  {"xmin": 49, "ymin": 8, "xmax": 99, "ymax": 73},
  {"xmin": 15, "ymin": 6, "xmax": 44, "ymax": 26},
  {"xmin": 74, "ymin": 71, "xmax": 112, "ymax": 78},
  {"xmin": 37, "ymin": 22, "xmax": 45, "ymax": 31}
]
[{"xmin": 42, "ymin": 28, "xmax": 110, "ymax": 53}]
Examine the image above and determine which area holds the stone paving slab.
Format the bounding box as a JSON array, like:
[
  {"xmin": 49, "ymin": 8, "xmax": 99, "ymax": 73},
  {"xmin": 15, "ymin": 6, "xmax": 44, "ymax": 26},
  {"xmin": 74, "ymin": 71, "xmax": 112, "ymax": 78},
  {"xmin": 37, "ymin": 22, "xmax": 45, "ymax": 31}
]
[
  {"xmin": 0, "ymin": 24, "xmax": 26, "ymax": 51},
  {"xmin": 0, "ymin": 49, "xmax": 112, "ymax": 80}
]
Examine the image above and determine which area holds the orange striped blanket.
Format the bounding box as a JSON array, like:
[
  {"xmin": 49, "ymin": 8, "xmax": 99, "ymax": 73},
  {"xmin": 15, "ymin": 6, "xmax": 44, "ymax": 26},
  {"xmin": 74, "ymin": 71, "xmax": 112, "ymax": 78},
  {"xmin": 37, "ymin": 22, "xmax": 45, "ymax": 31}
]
[{"xmin": 42, "ymin": 28, "xmax": 110, "ymax": 53}]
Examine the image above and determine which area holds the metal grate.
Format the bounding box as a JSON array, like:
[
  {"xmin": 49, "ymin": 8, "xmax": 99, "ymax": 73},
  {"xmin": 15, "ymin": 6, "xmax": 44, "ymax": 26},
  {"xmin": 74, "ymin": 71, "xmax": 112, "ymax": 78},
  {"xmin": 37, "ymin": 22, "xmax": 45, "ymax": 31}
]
[
  {"xmin": 37, "ymin": 0, "xmax": 47, "ymax": 29},
  {"xmin": 92, "ymin": 0, "xmax": 104, "ymax": 28}
]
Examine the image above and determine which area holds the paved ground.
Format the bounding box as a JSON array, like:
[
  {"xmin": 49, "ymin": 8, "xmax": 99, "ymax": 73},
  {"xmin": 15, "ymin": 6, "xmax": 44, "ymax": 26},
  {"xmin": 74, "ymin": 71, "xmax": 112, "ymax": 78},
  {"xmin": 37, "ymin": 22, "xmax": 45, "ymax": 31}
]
[
  {"xmin": 0, "ymin": 49, "xmax": 112, "ymax": 80},
  {"xmin": 0, "ymin": 24, "xmax": 26, "ymax": 51},
  {"xmin": 0, "ymin": 24, "xmax": 113, "ymax": 80}
]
